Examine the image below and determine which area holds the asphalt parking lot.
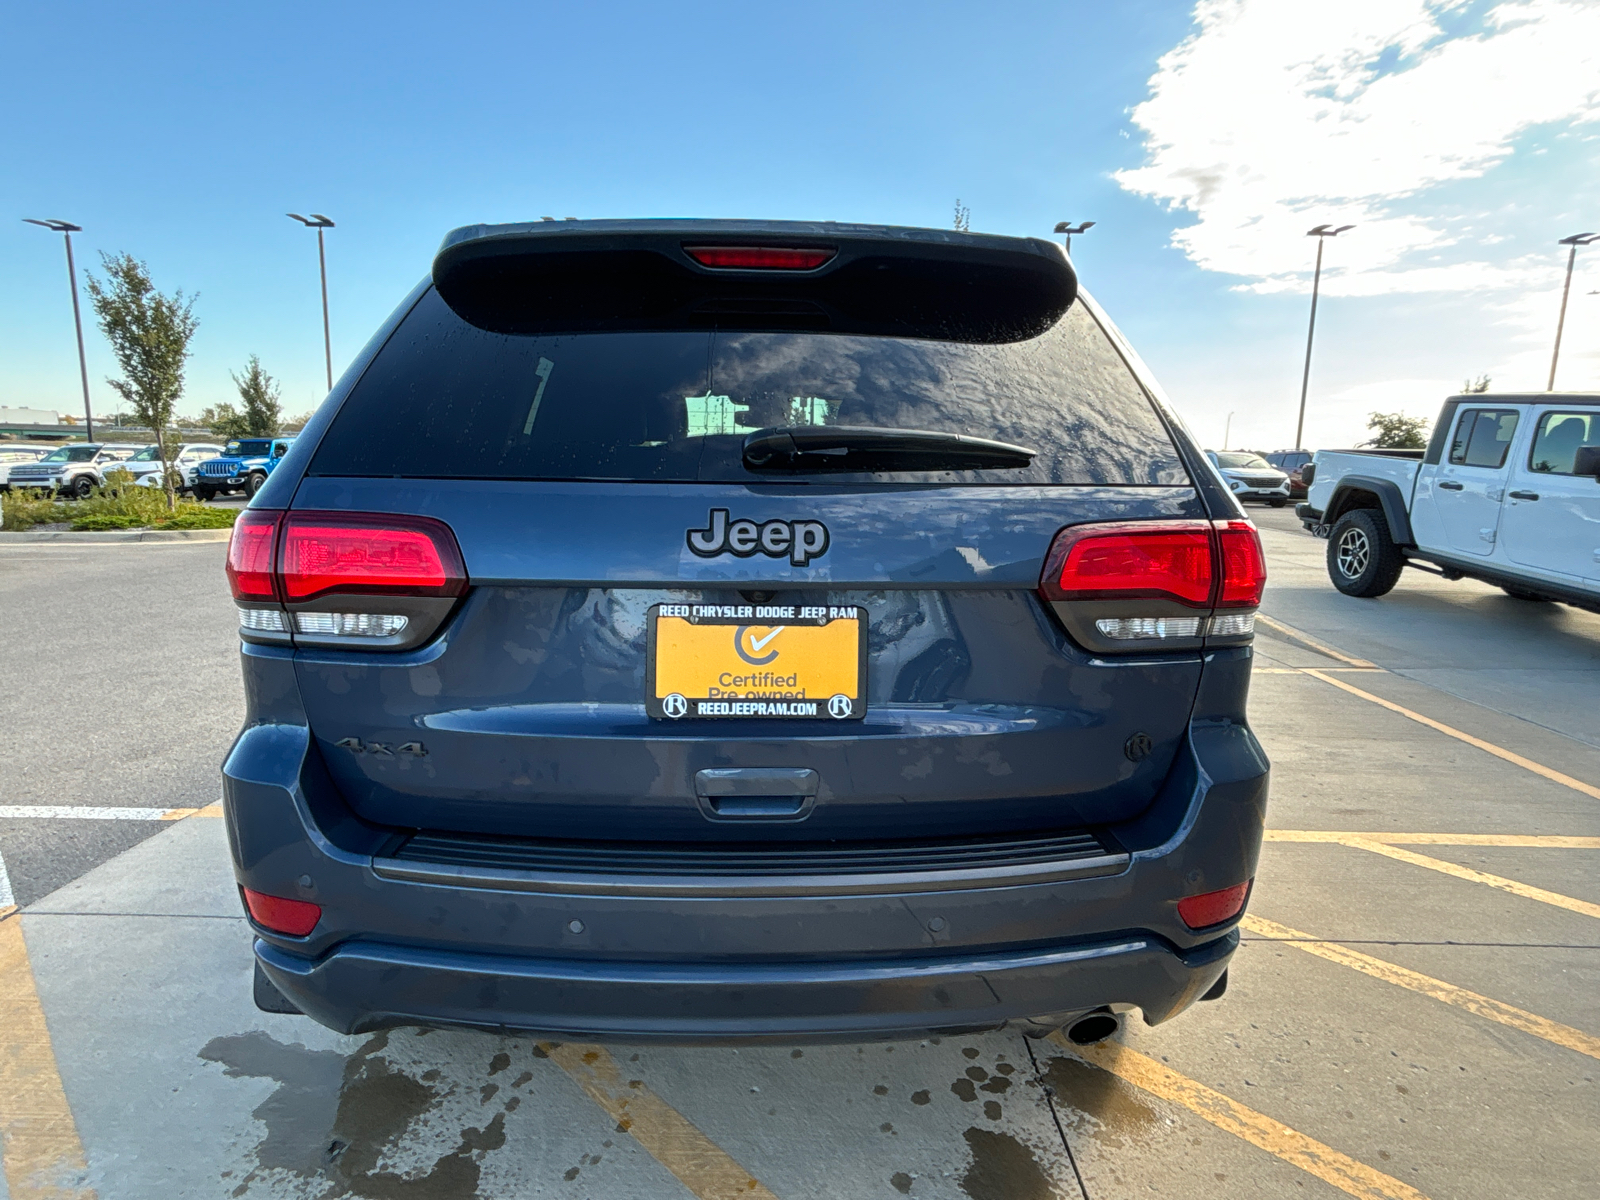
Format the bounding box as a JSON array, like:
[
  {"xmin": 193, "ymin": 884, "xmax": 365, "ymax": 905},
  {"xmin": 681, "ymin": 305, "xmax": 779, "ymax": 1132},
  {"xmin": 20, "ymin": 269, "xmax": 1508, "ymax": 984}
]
[{"xmin": 1, "ymin": 506, "xmax": 1595, "ymax": 1200}]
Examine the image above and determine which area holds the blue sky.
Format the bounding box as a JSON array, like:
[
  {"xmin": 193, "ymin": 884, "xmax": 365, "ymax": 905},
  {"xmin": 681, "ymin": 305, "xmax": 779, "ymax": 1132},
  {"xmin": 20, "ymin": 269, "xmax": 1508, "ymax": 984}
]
[{"xmin": 4, "ymin": 0, "xmax": 1597, "ymax": 451}]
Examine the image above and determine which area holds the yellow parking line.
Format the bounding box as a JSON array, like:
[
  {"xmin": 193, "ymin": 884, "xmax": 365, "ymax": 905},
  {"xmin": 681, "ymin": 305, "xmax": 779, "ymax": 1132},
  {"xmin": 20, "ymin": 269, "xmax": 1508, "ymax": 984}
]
[
  {"xmin": 1242, "ymin": 914, "xmax": 1600, "ymax": 1061},
  {"xmin": 1344, "ymin": 838, "xmax": 1600, "ymax": 920},
  {"xmin": 1256, "ymin": 667, "xmax": 1385, "ymax": 674},
  {"xmin": 542, "ymin": 1042, "xmax": 776, "ymax": 1200},
  {"xmin": 1267, "ymin": 831, "xmax": 1600, "ymax": 848},
  {"xmin": 159, "ymin": 804, "xmax": 223, "ymax": 820},
  {"xmin": 1256, "ymin": 614, "xmax": 1380, "ymax": 668},
  {"xmin": 0, "ymin": 914, "xmax": 95, "ymax": 1200},
  {"xmin": 1302, "ymin": 669, "xmax": 1600, "ymax": 802},
  {"xmin": 1050, "ymin": 1033, "xmax": 1430, "ymax": 1200}
]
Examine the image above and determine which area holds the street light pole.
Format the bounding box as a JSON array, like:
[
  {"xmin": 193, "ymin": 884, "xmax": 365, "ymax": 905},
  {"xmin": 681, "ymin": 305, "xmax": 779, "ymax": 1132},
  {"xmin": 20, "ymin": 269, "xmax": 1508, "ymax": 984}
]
[
  {"xmin": 1053, "ymin": 221, "xmax": 1095, "ymax": 256},
  {"xmin": 287, "ymin": 213, "xmax": 336, "ymax": 391},
  {"xmin": 1548, "ymin": 232, "xmax": 1598, "ymax": 391},
  {"xmin": 1223, "ymin": 411, "xmax": 1235, "ymax": 451},
  {"xmin": 1294, "ymin": 223, "xmax": 1354, "ymax": 451},
  {"xmin": 23, "ymin": 218, "xmax": 95, "ymax": 441}
]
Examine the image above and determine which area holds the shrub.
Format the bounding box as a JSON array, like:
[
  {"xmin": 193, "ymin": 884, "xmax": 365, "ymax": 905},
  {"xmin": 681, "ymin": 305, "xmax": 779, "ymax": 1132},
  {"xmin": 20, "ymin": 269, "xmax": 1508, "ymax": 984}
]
[{"xmin": 1, "ymin": 490, "xmax": 70, "ymax": 531}]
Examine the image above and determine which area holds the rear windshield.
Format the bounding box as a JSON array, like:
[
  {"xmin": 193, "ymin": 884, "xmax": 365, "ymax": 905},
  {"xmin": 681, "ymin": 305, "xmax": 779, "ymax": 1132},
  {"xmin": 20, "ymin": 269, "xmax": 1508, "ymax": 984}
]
[{"xmin": 310, "ymin": 288, "xmax": 1189, "ymax": 486}]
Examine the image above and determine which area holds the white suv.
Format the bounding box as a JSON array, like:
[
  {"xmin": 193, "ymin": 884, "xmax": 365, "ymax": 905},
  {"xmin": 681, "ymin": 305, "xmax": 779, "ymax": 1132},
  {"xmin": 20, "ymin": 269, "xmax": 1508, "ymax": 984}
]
[{"xmin": 104, "ymin": 443, "xmax": 225, "ymax": 491}]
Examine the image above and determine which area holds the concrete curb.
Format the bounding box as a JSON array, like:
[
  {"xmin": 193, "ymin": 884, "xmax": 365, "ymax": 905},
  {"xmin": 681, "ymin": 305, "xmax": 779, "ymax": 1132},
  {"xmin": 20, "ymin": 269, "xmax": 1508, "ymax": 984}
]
[{"xmin": 0, "ymin": 528, "xmax": 232, "ymax": 544}]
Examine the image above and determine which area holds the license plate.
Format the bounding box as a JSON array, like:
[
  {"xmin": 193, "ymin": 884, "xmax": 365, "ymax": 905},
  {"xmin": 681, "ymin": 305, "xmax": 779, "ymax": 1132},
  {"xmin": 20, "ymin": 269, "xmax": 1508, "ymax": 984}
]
[{"xmin": 647, "ymin": 603, "xmax": 865, "ymax": 720}]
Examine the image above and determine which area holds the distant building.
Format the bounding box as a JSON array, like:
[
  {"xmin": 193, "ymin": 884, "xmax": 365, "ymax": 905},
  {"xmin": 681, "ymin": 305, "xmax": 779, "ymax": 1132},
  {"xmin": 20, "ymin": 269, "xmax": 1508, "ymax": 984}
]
[{"xmin": 0, "ymin": 406, "xmax": 63, "ymax": 426}]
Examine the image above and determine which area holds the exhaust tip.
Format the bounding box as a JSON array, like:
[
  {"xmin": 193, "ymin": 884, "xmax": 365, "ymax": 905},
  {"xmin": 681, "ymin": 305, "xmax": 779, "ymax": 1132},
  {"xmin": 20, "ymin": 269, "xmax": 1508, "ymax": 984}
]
[{"xmin": 1064, "ymin": 1012, "xmax": 1121, "ymax": 1045}]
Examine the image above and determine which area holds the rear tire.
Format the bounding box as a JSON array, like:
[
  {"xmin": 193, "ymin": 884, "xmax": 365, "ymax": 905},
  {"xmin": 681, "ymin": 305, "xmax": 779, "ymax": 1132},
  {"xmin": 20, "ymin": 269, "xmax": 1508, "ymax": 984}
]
[
  {"xmin": 1327, "ymin": 509, "xmax": 1404, "ymax": 598},
  {"xmin": 1200, "ymin": 969, "xmax": 1229, "ymax": 1002},
  {"xmin": 253, "ymin": 961, "xmax": 302, "ymax": 1014},
  {"xmin": 1501, "ymin": 585, "xmax": 1550, "ymax": 602},
  {"xmin": 71, "ymin": 475, "xmax": 94, "ymax": 500}
]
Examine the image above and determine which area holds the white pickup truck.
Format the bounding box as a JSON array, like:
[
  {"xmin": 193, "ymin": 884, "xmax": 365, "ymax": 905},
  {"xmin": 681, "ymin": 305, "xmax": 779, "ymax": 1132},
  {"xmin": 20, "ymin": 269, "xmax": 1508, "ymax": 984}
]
[{"xmin": 1299, "ymin": 392, "xmax": 1600, "ymax": 612}]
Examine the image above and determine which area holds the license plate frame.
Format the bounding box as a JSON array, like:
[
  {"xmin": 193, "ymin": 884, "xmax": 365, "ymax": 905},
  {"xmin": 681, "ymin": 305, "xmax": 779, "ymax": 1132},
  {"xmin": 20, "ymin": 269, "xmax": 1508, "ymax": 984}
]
[{"xmin": 646, "ymin": 602, "xmax": 867, "ymax": 721}]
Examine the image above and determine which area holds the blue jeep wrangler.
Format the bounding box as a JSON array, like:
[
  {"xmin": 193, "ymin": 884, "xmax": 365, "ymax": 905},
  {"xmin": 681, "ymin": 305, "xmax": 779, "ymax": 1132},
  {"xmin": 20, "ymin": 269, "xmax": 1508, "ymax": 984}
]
[{"xmin": 194, "ymin": 436, "xmax": 294, "ymax": 500}]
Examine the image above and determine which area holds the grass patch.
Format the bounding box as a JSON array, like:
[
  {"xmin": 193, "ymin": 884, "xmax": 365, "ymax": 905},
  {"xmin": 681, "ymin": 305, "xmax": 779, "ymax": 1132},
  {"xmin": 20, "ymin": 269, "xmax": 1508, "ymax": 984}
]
[
  {"xmin": 153, "ymin": 507, "xmax": 238, "ymax": 530},
  {"xmin": 3, "ymin": 470, "xmax": 239, "ymax": 532}
]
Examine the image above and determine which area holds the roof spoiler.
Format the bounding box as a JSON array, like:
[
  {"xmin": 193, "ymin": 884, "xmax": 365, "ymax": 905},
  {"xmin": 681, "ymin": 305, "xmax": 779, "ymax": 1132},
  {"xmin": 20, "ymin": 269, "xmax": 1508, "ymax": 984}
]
[{"xmin": 431, "ymin": 219, "xmax": 1076, "ymax": 343}]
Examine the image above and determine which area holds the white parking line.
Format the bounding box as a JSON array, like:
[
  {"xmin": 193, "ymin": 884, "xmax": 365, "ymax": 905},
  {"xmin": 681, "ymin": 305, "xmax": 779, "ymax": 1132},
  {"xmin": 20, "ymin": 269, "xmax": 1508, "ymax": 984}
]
[
  {"xmin": 0, "ymin": 806, "xmax": 221, "ymax": 821},
  {"xmin": 0, "ymin": 850, "xmax": 13, "ymax": 914}
]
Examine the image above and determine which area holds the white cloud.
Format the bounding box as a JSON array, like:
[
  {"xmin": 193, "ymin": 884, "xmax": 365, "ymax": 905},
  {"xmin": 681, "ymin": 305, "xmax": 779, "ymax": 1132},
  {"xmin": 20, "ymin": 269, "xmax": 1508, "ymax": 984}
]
[{"xmin": 1117, "ymin": 0, "xmax": 1600, "ymax": 296}]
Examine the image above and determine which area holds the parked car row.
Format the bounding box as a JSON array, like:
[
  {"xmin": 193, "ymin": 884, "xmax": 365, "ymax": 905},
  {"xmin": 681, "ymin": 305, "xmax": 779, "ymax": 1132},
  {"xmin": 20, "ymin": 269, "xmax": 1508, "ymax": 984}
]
[{"xmin": 0, "ymin": 436, "xmax": 295, "ymax": 500}]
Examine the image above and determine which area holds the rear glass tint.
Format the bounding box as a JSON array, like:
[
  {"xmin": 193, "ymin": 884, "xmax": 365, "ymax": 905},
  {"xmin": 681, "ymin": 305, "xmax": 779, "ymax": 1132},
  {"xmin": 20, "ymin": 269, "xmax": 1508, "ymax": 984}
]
[{"xmin": 310, "ymin": 288, "xmax": 1188, "ymax": 486}]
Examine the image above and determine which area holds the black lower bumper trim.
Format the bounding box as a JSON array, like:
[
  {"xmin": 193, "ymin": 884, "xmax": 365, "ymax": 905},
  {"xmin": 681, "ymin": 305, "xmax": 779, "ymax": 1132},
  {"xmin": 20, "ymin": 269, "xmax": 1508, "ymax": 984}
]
[{"xmin": 256, "ymin": 929, "xmax": 1236, "ymax": 1042}]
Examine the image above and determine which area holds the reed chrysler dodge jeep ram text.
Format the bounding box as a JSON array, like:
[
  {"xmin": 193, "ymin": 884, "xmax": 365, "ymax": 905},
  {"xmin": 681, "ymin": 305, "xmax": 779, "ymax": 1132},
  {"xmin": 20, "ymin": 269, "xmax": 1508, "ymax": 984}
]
[{"xmin": 223, "ymin": 219, "xmax": 1269, "ymax": 1044}]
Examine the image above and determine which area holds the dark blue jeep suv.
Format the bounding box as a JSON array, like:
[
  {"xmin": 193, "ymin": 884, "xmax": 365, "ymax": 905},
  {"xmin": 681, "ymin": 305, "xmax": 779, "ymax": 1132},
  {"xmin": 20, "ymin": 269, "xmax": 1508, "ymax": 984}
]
[{"xmin": 224, "ymin": 220, "xmax": 1268, "ymax": 1043}]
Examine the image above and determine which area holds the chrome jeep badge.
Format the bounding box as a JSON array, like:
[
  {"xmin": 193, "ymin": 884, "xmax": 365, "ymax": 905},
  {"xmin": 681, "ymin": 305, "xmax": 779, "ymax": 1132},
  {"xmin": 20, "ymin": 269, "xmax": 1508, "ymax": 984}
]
[{"xmin": 686, "ymin": 509, "xmax": 830, "ymax": 567}]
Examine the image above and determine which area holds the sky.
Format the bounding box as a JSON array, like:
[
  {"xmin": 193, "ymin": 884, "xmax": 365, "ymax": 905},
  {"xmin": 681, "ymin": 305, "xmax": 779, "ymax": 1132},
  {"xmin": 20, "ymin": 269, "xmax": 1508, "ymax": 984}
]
[{"xmin": 3, "ymin": 0, "xmax": 1598, "ymax": 452}]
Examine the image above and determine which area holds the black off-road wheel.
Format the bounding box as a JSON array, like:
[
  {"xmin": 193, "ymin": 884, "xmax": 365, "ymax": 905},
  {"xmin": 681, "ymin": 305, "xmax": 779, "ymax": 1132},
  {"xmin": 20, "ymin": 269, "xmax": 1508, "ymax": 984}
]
[
  {"xmin": 71, "ymin": 475, "xmax": 95, "ymax": 500},
  {"xmin": 1327, "ymin": 509, "xmax": 1404, "ymax": 598},
  {"xmin": 244, "ymin": 471, "xmax": 267, "ymax": 498},
  {"xmin": 195, "ymin": 485, "xmax": 216, "ymax": 502}
]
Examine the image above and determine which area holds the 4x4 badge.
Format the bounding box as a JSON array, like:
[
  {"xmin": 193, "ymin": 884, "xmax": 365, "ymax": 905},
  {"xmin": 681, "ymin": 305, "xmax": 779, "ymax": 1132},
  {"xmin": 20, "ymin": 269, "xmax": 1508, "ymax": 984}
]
[{"xmin": 686, "ymin": 509, "xmax": 829, "ymax": 567}]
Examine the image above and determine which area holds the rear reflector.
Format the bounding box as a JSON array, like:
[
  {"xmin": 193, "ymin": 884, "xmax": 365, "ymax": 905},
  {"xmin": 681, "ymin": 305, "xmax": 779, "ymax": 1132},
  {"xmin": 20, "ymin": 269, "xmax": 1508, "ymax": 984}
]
[
  {"xmin": 683, "ymin": 245, "xmax": 837, "ymax": 271},
  {"xmin": 1216, "ymin": 520, "xmax": 1268, "ymax": 608},
  {"xmin": 1041, "ymin": 522, "xmax": 1214, "ymax": 607},
  {"xmin": 280, "ymin": 513, "xmax": 466, "ymax": 601},
  {"xmin": 227, "ymin": 510, "xmax": 281, "ymax": 600},
  {"xmin": 1177, "ymin": 880, "xmax": 1252, "ymax": 930},
  {"xmin": 241, "ymin": 887, "xmax": 322, "ymax": 936}
]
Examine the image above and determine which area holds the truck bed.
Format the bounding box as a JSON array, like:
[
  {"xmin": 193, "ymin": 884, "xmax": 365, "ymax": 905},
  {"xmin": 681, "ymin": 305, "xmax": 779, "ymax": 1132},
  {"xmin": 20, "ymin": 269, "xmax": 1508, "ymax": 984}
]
[{"xmin": 1306, "ymin": 449, "xmax": 1422, "ymax": 514}]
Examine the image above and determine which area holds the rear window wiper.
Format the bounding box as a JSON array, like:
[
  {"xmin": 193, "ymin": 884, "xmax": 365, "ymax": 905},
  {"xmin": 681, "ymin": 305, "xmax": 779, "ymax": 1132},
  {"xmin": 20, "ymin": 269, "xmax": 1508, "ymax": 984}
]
[{"xmin": 742, "ymin": 426, "xmax": 1036, "ymax": 473}]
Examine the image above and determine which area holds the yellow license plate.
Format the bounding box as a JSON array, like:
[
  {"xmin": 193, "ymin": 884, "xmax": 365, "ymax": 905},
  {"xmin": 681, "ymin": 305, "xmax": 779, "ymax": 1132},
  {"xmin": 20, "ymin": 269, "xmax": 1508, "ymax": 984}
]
[{"xmin": 648, "ymin": 603, "xmax": 865, "ymax": 720}]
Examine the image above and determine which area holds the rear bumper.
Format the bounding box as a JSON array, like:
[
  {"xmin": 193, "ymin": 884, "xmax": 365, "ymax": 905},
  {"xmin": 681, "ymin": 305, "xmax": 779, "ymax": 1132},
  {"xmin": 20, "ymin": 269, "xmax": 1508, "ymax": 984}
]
[
  {"xmin": 258, "ymin": 929, "xmax": 1234, "ymax": 1041},
  {"xmin": 226, "ymin": 649, "xmax": 1268, "ymax": 1042}
]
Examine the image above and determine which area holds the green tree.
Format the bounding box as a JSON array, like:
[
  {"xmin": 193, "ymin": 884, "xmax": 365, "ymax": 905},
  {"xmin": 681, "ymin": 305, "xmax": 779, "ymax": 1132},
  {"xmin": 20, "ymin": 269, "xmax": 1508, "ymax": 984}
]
[
  {"xmin": 84, "ymin": 254, "xmax": 199, "ymax": 510},
  {"xmin": 1362, "ymin": 412, "xmax": 1429, "ymax": 450},
  {"xmin": 1461, "ymin": 374, "xmax": 1491, "ymax": 393},
  {"xmin": 231, "ymin": 355, "xmax": 282, "ymax": 436},
  {"xmin": 200, "ymin": 402, "xmax": 251, "ymax": 440}
]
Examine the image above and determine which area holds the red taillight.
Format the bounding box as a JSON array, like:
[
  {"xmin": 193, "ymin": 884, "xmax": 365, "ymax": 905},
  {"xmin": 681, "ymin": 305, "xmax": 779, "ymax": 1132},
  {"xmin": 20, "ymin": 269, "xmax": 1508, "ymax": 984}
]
[
  {"xmin": 241, "ymin": 887, "xmax": 322, "ymax": 936},
  {"xmin": 1177, "ymin": 880, "xmax": 1252, "ymax": 930},
  {"xmin": 1040, "ymin": 521, "xmax": 1214, "ymax": 607},
  {"xmin": 683, "ymin": 245, "xmax": 837, "ymax": 271},
  {"xmin": 1215, "ymin": 520, "xmax": 1267, "ymax": 608},
  {"xmin": 227, "ymin": 510, "xmax": 282, "ymax": 600},
  {"xmin": 279, "ymin": 513, "xmax": 466, "ymax": 601}
]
